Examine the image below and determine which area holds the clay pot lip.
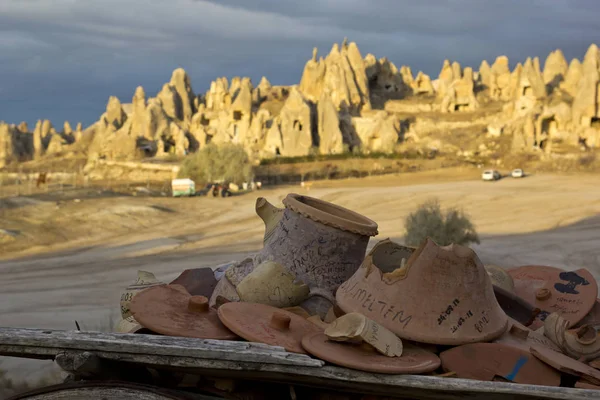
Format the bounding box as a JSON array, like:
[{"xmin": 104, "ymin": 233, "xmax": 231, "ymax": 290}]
[{"xmin": 283, "ymin": 193, "xmax": 378, "ymax": 237}]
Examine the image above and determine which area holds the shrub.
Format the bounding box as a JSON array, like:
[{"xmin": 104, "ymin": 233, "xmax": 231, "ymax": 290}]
[
  {"xmin": 178, "ymin": 143, "xmax": 253, "ymax": 186},
  {"xmin": 404, "ymin": 198, "xmax": 480, "ymax": 247}
]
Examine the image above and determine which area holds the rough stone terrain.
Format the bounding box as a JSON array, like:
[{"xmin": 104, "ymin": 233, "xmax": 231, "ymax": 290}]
[{"xmin": 1, "ymin": 169, "xmax": 600, "ymax": 382}]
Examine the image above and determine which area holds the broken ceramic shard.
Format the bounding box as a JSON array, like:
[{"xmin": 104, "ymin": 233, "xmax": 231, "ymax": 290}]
[
  {"xmin": 485, "ymin": 264, "xmax": 515, "ymax": 292},
  {"xmin": 493, "ymin": 318, "xmax": 561, "ymax": 352},
  {"xmin": 217, "ymin": 302, "xmax": 321, "ymax": 354},
  {"xmin": 441, "ymin": 342, "xmax": 561, "ymax": 386},
  {"xmin": 236, "ymin": 261, "xmax": 310, "ymax": 308},
  {"xmin": 301, "ymin": 332, "xmax": 440, "ymax": 374},
  {"xmin": 530, "ymin": 344, "xmax": 600, "ymax": 385},
  {"xmin": 575, "ymin": 299, "xmax": 600, "ymax": 329},
  {"xmin": 544, "ymin": 312, "xmax": 600, "ymax": 362},
  {"xmin": 211, "ymin": 193, "xmax": 378, "ymax": 318},
  {"xmin": 324, "ymin": 312, "xmax": 403, "ymax": 357},
  {"xmin": 508, "ymin": 265, "xmax": 598, "ymax": 330},
  {"xmin": 114, "ymin": 315, "xmax": 154, "ymax": 334},
  {"xmin": 120, "ymin": 270, "xmax": 164, "ymax": 319},
  {"xmin": 169, "ymin": 267, "xmax": 218, "ymax": 298},
  {"xmin": 255, "ymin": 197, "xmax": 284, "ymax": 244},
  {"xmin": 130, "ymin": 284, "xmax": 238, "ymax": 340},
  {"xmin": 336, "ymin": 238, "xmax": 508, "ymax": 345}
]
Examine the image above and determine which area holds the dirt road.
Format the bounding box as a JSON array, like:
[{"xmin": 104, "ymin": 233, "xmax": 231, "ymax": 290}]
[{"xmin": 1, "ymin": 169, "xmax": 600, "ymax": 381}]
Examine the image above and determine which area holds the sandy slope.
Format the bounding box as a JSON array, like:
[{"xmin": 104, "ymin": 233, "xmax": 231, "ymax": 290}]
[{"xmin": 1, "ymin": 169, "xmax": 600, "ymax": 381}]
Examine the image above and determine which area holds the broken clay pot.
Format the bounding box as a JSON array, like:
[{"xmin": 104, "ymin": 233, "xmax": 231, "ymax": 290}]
[
  {"xmin": 120, "ymin": 270, "xmax": 164, "ymax": 319},
  {"xmin": 544, "ymin": 312, "xmax": 600, "ymax": 362},
  {"xmin": 508, "ymin": 265, "xmax": 598, "ymax": 330},
  {"xmin": 169, "ymin": 267, "xmax": 218, "ymax": 298},
  {"xmin": 217, "ymin": 302, "xmax": 322, "ymax": 354},
  {"xmin": 336, "ymin": 238, "xmax": 508, "ymax": 345},
  {"xmin": 530, "ymin": 344, "xmax": 600, "ymax": 385},
  {"xmin": 325, "ymin": 312, "xmax": 404, "ymax": 357},
  {"xmin": 130, "ymin": 284, "xmax": 238, "ymax": 340},
  {"xmin": 212, "ymin": 194, "xmax": 378, "ymax": 318},
  {"xmin": 493, "ymin": 318, "xmax": 561, "ymax": 353},
  {"xmin": 301, "ymin": 332, "xmax": 440, "ymax": 374},
  {"xmin": 115, "ymin": 315, "xmax": 154, "ymax": 334},
  {"xmin": 236, "ymin": 261, "xmax": 310, "ymax": 308},
  {"xmin": 440, "ymin": 342, "xmax": 561, "ymax": 386},
  {"xmin": 255, "ymin": 197, "xmax": 284, "ymax": 244},
  {"xmin": 575, "ymin": 299, "xmax": 600, "ymax": 329},
  {"xmin": 485, "ymin": 264, "xmax": 515, "ymax": 292}
]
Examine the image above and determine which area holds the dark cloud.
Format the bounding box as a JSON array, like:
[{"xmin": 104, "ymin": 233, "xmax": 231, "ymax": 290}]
[{"xmin": 0, "ymin": 0, "xmax": 599, "ymax": 127}]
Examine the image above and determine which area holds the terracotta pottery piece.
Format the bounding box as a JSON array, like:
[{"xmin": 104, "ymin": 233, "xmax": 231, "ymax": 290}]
[
  {"xmin": 543, "ymin": 312, "xmax": 600, "ymax": 362},
  {"xmin": 130, "ymin": 284, "xmax": 238, "ymax": 340},
  {"xmin": 336, "ymin": 238, "xmax": 508, "ymax": 345},
  {"xmin": 485, "ymin": 264, "xmax": 515, "ymax": 292},
  {"xmin": 217, "ymin": 302, "xmax": 322, "ymax": 354},
  {"xmin": 301, "ymin": 332, "xmax": 440, "ymax": 374},
  {"xmin": 508, "ymin": 265, "xmax": 598, "ymax": 330},
  {"xmin": 531, "ymin": 345, "xmax": 600, "ymax": 385},
  {"xmin": 589, "ymin": 358, "xmax": 600, "ymax": 370},
  {"xmin": 120, "ymin": 270, "xmax": 164, "ymax": 319},
  {"xmin": 211, "ymin": 194, "xmax": 378, "ymax": 318},
  {"xmin": 576, "ymin": 380, "xmax": 600, "ymax": 390},
  {"xmin": 325, "ymin": 312, "xmax": 404, "ymax": 357},
  {"xmin": 115, "ymin": 315, "xmax": 154, "ymax": 334},
  {"xmin": 236, "ymin": 261, "xmax": 310, "ymax": 308},
  {"xmin": 494, "ymin": 318, "xmax": 561, "ymax": 352},
  {"xmin": 440, "ymin": 343, "xmax": 561, "ymax": 386},
  {"xmin": 576, "ymin": 299, "xmax": 600, "ymax": 329},
  {"xmin": 255, "ymin": 197, "xmax": 284, "ymax": 244},
  {"xmin": 169, "ymin": 268, "xmax": 218, "ymax": 298}
]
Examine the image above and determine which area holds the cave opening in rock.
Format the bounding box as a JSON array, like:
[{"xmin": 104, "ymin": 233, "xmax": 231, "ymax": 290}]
[
  {"xmin": 293, "ymin": 120, "xmax": 303, "ymax": 131},
  {"xmin": 233, "ymin": 111, "xmax": 242, "ymax": 121}
]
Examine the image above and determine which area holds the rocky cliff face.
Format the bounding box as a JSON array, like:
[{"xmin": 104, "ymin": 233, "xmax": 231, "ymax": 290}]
[{"xmin": 2, "ymin": 41, "xmax": 599, "ymax": 169}]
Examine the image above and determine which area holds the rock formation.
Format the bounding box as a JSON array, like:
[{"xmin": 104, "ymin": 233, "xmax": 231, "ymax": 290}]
[
  {"xmin": 2, "ymin": 40, "xmax": 599, "ymax": 171},
  {"xmin": 543, "ymin": 49, "xmax": 569, "ymax": 90}
]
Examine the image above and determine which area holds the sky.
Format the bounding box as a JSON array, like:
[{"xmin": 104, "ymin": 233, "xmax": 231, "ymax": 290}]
[{"xmin": 0, "ymin": 0, "xmax": 599, "ymax": 129}]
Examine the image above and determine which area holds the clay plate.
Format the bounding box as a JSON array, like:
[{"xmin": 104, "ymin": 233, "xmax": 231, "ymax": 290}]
[
  {"xmin": 440, "ymin": 342, "xmax": 561, "ymax": 386},
  {"xmin": 130, "ymin": 284, "xmax": 238, "ymax": 340},
  {"xmin": 217, "ymin": 302, "xmax": 321, "ymax": 354},
  {"xmin": 508, "ymin": 265, "xmax": 598, "ymax": 330},
  {"xmin": 301, "ymin": 332, "xmax": 440, "ymax": 374},
  {"xmin": 170, "ymin": 268, "xmax": 218, "ymax": 298},
  {"xmin": 530, "ymin": 345, "xmax": 600, "ymax": 385}
]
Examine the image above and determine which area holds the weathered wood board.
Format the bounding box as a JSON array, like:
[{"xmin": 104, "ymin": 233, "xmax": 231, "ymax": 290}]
[{"xmin": 1, "ymin": 327, "xmax": 600, "ymax": 400}]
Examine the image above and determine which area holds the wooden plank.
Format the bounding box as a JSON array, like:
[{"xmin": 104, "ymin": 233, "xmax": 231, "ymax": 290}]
[
  {"xmin": 5, "ymin": 381, "xmax": 224, "ymax": 400},
  {"xmin": 0, "ymin": 328, "xmax": 323, "ymax": 367},
  {"xmin": 2, "ymin": 328, "xmax": 600, "ymax": 399}
]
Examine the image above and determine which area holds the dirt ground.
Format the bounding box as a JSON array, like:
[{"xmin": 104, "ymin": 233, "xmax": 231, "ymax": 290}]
[{"xmin": 1, "ymin": 167, "xmax": 600, "ymax": 382}]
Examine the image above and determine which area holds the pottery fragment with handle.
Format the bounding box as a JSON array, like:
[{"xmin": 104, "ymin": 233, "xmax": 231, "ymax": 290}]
[
  {"xmin": 217, "ymin": 301, "xmax": 322, "ymax": 354},
  {"xmin": 301, "ymin": 332, "xmax": 440, "ymax": 374},
  {"xmin": 325, "ymin": 312, "xmax": 403, "ymax": 357},
  {"xmin": 336, "ymin": 238, "xmax": 508, "ymax": 345},
  {"xmin": 508, "ymin": 265, "xmax": 598, "ymax": 330},
  {"xmin": 543, "ymin": 311, "xmax": 600, "ymax": 362},
  {"xmin": 130, "ymin": 284, "xmax": 238, "ymax": 340}
]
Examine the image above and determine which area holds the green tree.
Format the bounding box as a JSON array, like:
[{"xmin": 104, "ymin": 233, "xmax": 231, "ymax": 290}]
[
  {"xmin": 404, "ymin": 198, "xmax": 480, "ymax": 247},
  {"xmin": 178, "ymin": 143, "xmax": 253, "ymax": 186}
]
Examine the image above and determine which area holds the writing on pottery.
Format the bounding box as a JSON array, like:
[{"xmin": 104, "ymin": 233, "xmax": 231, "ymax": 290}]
[
  {"xmin": 450, "ymin": 310, "xmax": 474, "ymax": 334},
  {"xmin": 338, "ymin": 282, "xmax": 413, "ymax": 329},
  {"xmin": 474, "ymin": 311, "xmax": 491, "ymax": 333},
  {"xmin": 554, "ymin": 271, "xmax": 589, "ymax": 295},
  {"xmin": 121, "ymin": 292, "xmax": 134, "ymax": 303},
  {"xmin": 437, "ymin": 298, "xmax": 461, "ymax": 325}
]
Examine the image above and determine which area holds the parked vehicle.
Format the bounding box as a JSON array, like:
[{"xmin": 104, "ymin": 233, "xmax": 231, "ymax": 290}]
[
  {"xmin": 171, "ymin": 178, "xmax": 195, "ymax": 197},
  {"xmin": 511, "ymin": 168, "xmax": 525, "ymax": 178},
  {"xmin": 481, "ymin": 170, "xmax": 501, "ymax": 181}
]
